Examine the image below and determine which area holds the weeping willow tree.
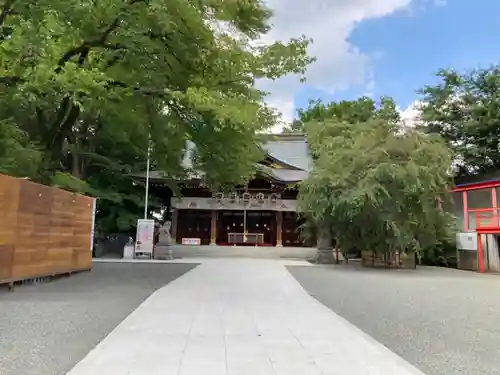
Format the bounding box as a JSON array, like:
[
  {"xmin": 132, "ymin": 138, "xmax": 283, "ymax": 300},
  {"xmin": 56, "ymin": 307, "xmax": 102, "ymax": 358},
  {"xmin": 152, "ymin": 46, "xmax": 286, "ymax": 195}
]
[{"xmin": 299, "ymin": 117, "xmax": 456, "ymax": 265}]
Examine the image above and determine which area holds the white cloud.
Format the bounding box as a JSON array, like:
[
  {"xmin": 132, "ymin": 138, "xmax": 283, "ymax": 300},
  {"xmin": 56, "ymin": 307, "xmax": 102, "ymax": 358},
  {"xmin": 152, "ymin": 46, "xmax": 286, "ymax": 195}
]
[
  {"xmin": 399, "ymin": 100, "xmax": 422, "ymax": 127},
  {"xmin": 259, "ymin": 0, "xmax": 431, "ymax": 126}
]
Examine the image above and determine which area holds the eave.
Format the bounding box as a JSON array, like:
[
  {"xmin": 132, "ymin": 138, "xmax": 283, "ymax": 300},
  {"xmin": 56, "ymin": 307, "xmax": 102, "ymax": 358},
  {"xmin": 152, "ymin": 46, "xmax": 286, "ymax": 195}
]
[{"xmin": 452, "ymin": 179, "xmax": 500, "ymax": 192}]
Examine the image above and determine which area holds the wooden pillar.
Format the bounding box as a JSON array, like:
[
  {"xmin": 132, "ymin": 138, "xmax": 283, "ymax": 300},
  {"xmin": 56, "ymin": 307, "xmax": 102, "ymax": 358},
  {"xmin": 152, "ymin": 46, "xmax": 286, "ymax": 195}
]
[
  {"xmin": 276, "ymin": 211, "xmax": 283, "ymax": 247},
  {"xmin": 477, "ymin": 232, "xmax": 484, "ymax": 273},
  {"xmin": 463, "ymin": 191, "xmax": 469, "ymax": 231},
  {"xmin": 171, "ymin": 209, "xmax": 178, "ymax": 244},
  {"xmin": 210, "ymin": 210, "xmax": 217, "ymax": 245}
]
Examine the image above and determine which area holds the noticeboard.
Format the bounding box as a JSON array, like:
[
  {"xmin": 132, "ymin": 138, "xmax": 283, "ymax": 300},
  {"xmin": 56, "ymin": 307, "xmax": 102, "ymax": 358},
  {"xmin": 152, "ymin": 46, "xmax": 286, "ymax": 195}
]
[
  {"xmin": 135, "ymin": 219, "xmax": 155, "ymax": 254},
  {"xmin": 456, "ymin": 232, "xmax": 478, "ymax": 251}
]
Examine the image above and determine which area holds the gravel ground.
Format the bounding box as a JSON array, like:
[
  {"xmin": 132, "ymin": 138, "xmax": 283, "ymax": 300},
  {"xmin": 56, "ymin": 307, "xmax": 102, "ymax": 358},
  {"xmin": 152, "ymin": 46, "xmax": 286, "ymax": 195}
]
[
  {"xmin": 0, "ymin": 262, "xmax": 197, "ymax": 375},
  {"xmin": 288, "ymin": 264, "xmax": 500, "ymax": 375}
]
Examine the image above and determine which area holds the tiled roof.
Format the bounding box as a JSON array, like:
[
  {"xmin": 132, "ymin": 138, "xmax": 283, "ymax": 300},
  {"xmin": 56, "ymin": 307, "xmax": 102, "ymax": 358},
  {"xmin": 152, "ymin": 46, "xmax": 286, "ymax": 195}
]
[
  {"xmin": 137, "ymin": 133, "xmax": 312, "ymax": 184},
  {"xmin": 257, "ymin": 164, "xmax": 308, "ymax": 183},
  {"xmin": 262, "ymin": 134, "xmax": 311, "ymax": 172}
]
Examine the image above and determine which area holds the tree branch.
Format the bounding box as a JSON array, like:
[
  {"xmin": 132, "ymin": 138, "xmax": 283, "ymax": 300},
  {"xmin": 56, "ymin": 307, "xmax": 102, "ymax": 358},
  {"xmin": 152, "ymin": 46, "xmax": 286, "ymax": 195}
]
[
  {"xmin": 0, "ymin": 75, "xmax": 21, "ymax": 85},
  {"xmin": 57, "ymin": 0, "xmax": 144, "ymax": 71},
  {"xmin": 147, "ymin": 31, "xmax": 188, "ymax": 70},
  {"xmin": 47, "ymin": 97, "xmax": 72, "ymax": 143},
  {"xmin": 0, "ymin": 0, "xmax": 15, "ymax": 27}
]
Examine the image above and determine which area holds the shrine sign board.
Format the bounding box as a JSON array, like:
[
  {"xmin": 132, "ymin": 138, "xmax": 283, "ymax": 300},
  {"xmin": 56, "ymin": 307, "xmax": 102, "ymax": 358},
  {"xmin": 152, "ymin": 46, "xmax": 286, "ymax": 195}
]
[
  {"xmin": 171, "ymin": 196, "xmax": 297, "ymax": 212},
  {"xmin": 135, "ymin": 219, "xmax": 155, "ymax": 256},
  {"xmin": 181, "ymin": 238, "xmax": 201, "ymax": 245}
]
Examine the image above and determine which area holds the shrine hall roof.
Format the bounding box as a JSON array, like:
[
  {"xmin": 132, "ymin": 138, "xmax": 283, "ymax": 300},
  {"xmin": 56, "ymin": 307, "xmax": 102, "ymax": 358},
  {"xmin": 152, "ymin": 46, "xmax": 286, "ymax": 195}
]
[
  {"xmin": 262, "ymin": 134, "xmax": 311, "ymax": 172},
  {"xmin": 257, "ymin": 165, "xmax": 308, "ymax": 184},
  {"xmin": 140, "ymin": 133, "xmax": 311, "ymax": 184}
]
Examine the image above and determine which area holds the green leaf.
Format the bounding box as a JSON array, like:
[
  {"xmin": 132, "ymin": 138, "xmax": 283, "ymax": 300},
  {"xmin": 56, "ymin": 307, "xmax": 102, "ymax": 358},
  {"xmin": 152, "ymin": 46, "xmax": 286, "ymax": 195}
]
[{"xmin": 297, "ymin": 98, "xmax": 455, "ymax": 256}]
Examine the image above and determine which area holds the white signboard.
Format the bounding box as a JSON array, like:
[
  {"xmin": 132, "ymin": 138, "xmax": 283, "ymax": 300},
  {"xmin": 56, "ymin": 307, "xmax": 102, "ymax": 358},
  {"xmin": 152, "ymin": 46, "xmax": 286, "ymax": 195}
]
[
  {"xmin": 456, "ymin": 232, "xmax": 478, "ymax": 251},
  {"xmin": 181, "ymin": 238, "xmax": 201, "ymax": 245},
  {"xmin": 135, "ymin": 219, "xmax": 155, "ymax": 255}
]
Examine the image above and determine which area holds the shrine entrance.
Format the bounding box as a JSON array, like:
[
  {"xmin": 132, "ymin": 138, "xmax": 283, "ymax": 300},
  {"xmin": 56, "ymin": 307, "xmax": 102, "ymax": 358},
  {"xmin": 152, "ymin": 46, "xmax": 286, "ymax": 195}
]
[
  {"xmin": 282, "ymin": 212, "xmax": 305, "ymax": 247},
  {"xmin": 176, "ymin": 210, "xmax": 211, "ymax": 245},
  {"xmin": 216, "ymin": 210, "xmax": 276, "ymax": 246}
]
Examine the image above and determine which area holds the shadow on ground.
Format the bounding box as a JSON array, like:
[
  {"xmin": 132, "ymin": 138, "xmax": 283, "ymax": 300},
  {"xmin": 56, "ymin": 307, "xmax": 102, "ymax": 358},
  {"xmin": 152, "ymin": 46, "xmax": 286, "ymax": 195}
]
[
  {"xmin": 288, "ymin": 263, "xmax": 500, "ymax": 375},
  {"xmin": 0, "ymin": 262, "xmax": 197, "ymax": 375}
]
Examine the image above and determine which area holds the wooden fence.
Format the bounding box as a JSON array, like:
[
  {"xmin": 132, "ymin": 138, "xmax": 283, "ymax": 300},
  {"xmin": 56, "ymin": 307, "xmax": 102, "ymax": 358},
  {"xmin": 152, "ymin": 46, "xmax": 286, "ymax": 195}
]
[{"xmin": 0, "ymin": 174, "xmax": 94, "ymax": 286}]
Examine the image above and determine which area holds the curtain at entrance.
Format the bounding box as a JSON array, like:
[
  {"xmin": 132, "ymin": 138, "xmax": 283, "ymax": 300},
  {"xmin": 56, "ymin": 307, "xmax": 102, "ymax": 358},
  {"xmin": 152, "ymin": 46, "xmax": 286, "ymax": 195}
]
[
  {"xmin": 176, "ymin": 210, "xmax": 211, "ymax": 245},
  {"xmin": 217, "ymin": 211, "xmax": 276, "ymax": 245},
  {"xmin": 282, "ymin": 212, "xmax": 304, "ymax": 247}
]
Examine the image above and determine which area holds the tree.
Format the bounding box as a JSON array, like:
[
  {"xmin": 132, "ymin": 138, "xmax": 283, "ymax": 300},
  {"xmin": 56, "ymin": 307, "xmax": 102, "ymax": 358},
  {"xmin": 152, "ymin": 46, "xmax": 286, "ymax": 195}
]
[
  {"xmin": 0, "ymin": 0, "xmax": 312, "ymax": 187},
  {"xmin": 0, "ymin": 119, "xmax": 40, "ymax": 178},
  {"xmin": 0, "ymin": 0, "xmax": 313, "ymax": 235},
  {"xmin": 299, "ymin": 110, "xmax": 455, "ymax": 265},
  {"xmin": 420, "ymin": 66, "xmax": 500, "ymax": 176},
  {"xmin": 292, "ymin": 97, "xmax": 401, "ymax": 263},
  {"xmin": 282, "ymin": 96, "xmax": 400, "ymax": 134}
]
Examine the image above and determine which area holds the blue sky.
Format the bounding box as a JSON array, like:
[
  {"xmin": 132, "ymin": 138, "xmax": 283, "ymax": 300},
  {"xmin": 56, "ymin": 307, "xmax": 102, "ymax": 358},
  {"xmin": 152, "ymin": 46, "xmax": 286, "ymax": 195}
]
[{"xmin": 263, "ymin": 0, "xmax": 500, "ymax": 124}]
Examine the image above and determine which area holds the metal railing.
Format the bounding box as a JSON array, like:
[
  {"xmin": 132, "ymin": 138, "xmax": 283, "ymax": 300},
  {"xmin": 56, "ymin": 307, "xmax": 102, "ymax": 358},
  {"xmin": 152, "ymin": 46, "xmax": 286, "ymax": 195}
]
[{"xmin": 228, "ymin": 232, "xmax": 265, "ymax": 244}]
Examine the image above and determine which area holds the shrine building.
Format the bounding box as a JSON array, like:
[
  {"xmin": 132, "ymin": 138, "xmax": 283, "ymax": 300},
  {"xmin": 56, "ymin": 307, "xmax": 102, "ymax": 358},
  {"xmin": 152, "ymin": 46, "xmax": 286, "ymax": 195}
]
[{"xmin": 144, "ymin": 134, "xmax": 310, "ymax": 247}]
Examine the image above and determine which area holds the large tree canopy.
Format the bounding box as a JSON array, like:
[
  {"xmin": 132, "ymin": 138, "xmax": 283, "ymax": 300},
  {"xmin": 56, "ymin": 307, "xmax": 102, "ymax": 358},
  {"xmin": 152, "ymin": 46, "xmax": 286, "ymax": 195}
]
[
  {"xmin": 298, "ymin": 99, "xmax": 455, "ymax": 263},
  {"xmin": 0, "ymin": 0, "xmax": 313, "ymax": 234},
  {"xmin": 282, "ymin": 96, "xmax": 400, "ymax": 134},
  {"xmin": 420, "ymin": 66, "xmax": 500, "ymax": 176},
  {"xmin": 0, "ymin": 0, "xmax": 312, "ymax": 187}
]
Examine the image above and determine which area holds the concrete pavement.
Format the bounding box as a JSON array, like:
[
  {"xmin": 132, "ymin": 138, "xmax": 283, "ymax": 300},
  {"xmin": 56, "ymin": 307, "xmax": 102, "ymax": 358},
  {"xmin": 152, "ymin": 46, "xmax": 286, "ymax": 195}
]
[
  {"xmin": 289, "ymin": 264, "xmax": 500, "ymax": 375},
  {"xmin": 67, "ymin": 259, "xmax": 425, "ymax": 375},
  {"xmin": 0, "ymin": 262, "xmax": 196, "ymax": 375}
]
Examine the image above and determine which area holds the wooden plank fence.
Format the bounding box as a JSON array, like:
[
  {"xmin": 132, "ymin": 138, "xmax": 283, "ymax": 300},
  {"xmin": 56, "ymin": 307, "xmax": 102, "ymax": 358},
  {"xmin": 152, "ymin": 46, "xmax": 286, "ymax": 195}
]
[{"xmin": 0, "ymin": 174, "xmax": 94, "ymax": 286}]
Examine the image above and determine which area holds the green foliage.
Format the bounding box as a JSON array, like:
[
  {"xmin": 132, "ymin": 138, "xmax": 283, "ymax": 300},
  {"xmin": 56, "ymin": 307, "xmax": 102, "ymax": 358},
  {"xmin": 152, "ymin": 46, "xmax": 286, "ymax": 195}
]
[
  {"xmin": 0, "ymin": 118, "xmax": 41, "ymax": 178},
  {"xmin": 420, "ymin": 239, "xmax": 458, "ymax": 267},
  {"xmin": 0, "ymin": 0, "xmax": 312, "ymax": 184},
  {"xmin": 282, "ymin": 96, "xmax": 400, "ymax": 134},
  {"xmin": 0, "ymin": 0, "xmax": 313, "ymax": 235},
  {"xmin": 420, "ymin": 66, "xmax": 500, "ymax": 176},
  {"xmin": 51, "ymin": 171, "xmax": 90, "ymax": 193},
  {"xmin": 298, "ymin": 104, "xmax": 456, "ymax": 257},
  {"xmin": 297, "ymin": 215, "xmax": 317, "ymax": 247}
]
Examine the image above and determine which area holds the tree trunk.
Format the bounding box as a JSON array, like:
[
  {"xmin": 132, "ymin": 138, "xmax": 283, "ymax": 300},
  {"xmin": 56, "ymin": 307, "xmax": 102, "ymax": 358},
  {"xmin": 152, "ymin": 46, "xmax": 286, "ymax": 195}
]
[
  {"xmin": 316, "ymin": 221, "xmax": 333, "ymax": 264},
  {"xmin": 71, "ymin": 151, "xmax": 81, "ymax": 179}
]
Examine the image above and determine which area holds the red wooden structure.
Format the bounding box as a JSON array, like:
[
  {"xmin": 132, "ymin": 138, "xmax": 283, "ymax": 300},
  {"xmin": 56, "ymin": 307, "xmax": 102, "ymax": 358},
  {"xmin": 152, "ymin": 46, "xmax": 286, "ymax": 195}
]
[{"xmin": 453, "ymin": 179, "xmax": 500, "ymax": 273}]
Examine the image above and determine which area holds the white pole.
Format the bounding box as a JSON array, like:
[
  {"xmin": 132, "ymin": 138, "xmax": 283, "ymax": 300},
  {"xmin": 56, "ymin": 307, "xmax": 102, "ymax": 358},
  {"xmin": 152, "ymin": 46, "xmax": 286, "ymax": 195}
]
[
  {"xmin": 243, "ymin": 208, "xmax": 247, "ymax": 243},
  {"xmin": 144, "ymin": 137, "xmax": 151, "ymax": 219}
]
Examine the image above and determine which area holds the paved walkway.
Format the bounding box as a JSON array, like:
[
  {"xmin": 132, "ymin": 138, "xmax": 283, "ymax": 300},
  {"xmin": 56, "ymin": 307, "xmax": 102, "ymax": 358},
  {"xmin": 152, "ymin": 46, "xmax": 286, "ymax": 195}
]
[{"xmin": 67, "ymin": 259, "xmax": 425, "ymax": 375}]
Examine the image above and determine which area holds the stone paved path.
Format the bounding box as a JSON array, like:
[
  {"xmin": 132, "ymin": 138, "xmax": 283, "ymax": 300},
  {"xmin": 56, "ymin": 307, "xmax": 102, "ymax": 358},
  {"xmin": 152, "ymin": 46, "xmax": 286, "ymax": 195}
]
[{"xmin": 67, "ymin": 259, "xmax": 426, "ymax": 375}]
